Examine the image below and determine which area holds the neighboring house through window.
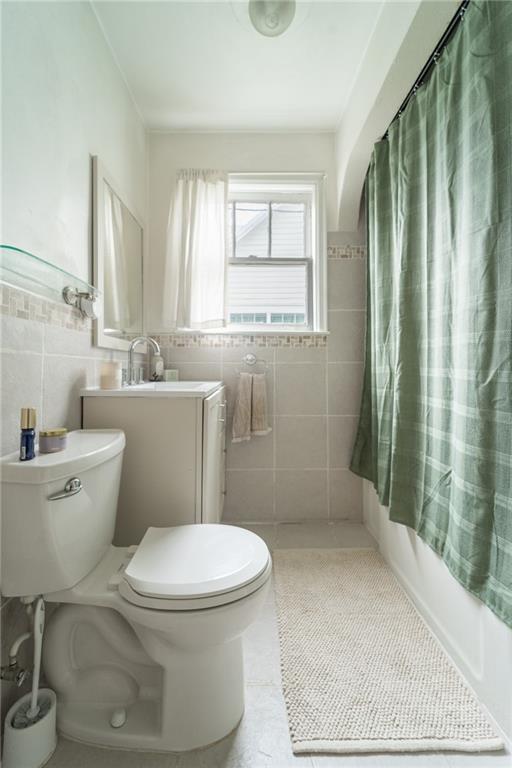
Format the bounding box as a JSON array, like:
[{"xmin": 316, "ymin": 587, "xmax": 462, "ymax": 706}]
[{"xmin": 227, "ymin": 174, "xmax": 327, "ymax": 331}]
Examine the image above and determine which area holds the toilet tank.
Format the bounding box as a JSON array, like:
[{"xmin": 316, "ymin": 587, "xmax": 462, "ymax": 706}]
[{"xmin": 1, "ymin": 430, "xmax": 125, "ymax": 598}]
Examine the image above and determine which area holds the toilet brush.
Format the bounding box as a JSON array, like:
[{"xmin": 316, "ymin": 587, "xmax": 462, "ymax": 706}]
[
  {"xmin": 12, "ymin": 598, "xmax": 48, "ymax": 728},
  {"xmin": 2, "ymin": 598, "xmax": 57, "ymax": 768},
  {"xmin": 27, "ymin": 599, "xmax": 45, "ymax": 720}
]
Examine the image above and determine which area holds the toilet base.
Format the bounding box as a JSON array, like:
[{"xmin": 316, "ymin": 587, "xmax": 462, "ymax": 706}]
[
  {"xmin": 54, "ymin": 636, "xmax": 245, "ymax": 752},
  {"xmin": 43, "ymin": 574, "xmax": 269, "ymax": 751},
  {"xmin": 57, "ymin": 712, "xmax": 244, "ymax": 755},
  {"xmin": 56, "ymin": 673, "xmax": 244, "ymax": 754}
]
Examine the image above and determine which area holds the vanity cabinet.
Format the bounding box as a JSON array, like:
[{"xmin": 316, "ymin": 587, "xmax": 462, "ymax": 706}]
[{"xmin": 82, "ymin": 385, "xmax": 226, "ymax": 546}]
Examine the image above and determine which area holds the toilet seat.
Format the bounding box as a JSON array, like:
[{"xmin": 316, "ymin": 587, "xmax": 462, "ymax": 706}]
[
  {"xmin": 119, "ymin": 524, "xmax": 271, "ymax": 611},
  {"xmin": 119, "ymin": 558, "xmax": 272, "ymax": 611}
]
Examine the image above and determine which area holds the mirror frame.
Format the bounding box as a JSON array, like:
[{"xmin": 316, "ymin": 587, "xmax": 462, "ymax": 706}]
[{"xmin": 92, "ymin": 155, "xmax": 145, "ymax": 351}]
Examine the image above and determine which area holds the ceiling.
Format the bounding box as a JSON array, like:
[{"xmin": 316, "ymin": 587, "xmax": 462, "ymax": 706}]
[{"xmin": 93, "ymin": 1, "xmax": 384, "ymax": 132}]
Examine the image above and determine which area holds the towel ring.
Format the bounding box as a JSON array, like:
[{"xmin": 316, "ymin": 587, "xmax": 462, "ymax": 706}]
[{"xmin": 238, "ymin": 353, "xmax": 268, "ymax": 373}]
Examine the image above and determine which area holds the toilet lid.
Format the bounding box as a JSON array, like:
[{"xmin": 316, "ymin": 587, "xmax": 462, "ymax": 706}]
[{"xmin": 123, "ymin": 525, "xmax": 270, "ymax": 600}]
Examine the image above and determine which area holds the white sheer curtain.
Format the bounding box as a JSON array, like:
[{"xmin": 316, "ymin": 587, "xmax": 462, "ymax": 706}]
[{"xmin": 162, "ymin": 169, "xmax": 228, "ymax": 330}]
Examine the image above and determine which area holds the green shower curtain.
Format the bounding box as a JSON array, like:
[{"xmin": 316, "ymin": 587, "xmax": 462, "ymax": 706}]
[{"xmin": 351, "ymin": 0, "xmax": 512, "ymax": 628}]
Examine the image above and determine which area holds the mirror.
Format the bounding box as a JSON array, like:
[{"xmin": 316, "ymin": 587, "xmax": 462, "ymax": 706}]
[{"xmin": 92, "ymin": 156, "xmax": 143, "ymax": 350}]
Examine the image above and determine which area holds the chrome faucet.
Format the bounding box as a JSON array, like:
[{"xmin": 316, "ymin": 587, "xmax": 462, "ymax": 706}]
[{"xmin": 128, "ymin": 336, "xmax": 161, "ymax": 385}]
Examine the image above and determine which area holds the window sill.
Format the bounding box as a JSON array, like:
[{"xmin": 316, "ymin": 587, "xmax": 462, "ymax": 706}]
[{"xmin": 152, "ymin": 328, "xmax": 329, "ymax": 337}]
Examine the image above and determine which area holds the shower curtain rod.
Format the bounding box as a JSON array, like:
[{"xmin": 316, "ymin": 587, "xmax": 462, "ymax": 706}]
[{"xmin": 384, "ymin": 0, "xmax": 470, "ymax": 138}]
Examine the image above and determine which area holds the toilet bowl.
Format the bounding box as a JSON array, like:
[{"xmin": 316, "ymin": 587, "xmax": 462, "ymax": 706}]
[{"xmin": 1, "ymin": 430, "xmax": 272, "ymax": 752}]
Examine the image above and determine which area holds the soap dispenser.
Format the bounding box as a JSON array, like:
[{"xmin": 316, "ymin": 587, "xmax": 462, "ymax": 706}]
[{"xmin": 150, "ymin": 354, "xmax": 164, "ymax": 381}]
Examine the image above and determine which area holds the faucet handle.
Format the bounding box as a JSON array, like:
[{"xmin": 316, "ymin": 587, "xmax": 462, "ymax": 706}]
[{"xmin": 128, "ymin": 365, "xmax": 145, "ymax": 386}]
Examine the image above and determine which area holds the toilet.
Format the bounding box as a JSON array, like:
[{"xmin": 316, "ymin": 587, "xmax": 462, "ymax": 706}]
[{"xmin": 1, "ymin": 430, "xmax": 272, "ymax": 752}]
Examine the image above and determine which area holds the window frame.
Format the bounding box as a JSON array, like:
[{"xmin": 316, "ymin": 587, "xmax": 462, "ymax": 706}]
[{"xmin": 227, "ymin": 173, "xmax": 327, "ymax": 333}]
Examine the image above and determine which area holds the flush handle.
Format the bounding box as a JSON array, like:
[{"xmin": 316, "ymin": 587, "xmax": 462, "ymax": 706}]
[{"xmin": 48, "ymin": 477, "xmax": 82, "ymax": 501}]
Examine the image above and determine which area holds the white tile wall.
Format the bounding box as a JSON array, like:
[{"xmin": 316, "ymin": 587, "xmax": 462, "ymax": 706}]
[
  {"xmin": 327, "ymin": 310, "xmax": 365, "ymax": 362},
  {"xmin": 275, "ymin": 416, "xmax": 328, "ymax": 469},
  {"xmin": 276, "ymin": 470, "xmax": 329, "ymax": 522},
  {"xmin": 328, "ymin": 416, "xmax": 359, "ymax": 468},
  {"xmin": 0, "ymin": 319, "xmax": 141, "ymax": 454},
  {"xmin": 276, "ymin": 362, "xmax": 327, "ymax": 415},
  {"xmin": 157, "ymin": 247, "xmax": 367, "ymax": 524},
  {"xmin": 223, "ymin": 469, "xmax": 275, "ymax": 522},
  {"xmin": 328, "ymin": 362, "xmax": 364, "ymax": 416},
  {"xmin": 327, "ymin": 257, "xmax": 366, "ymax": 309}
]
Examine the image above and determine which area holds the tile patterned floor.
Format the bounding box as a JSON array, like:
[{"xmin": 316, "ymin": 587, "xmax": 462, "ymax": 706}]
[{"xmin": 46, "ymin": 523, "xmax": 510, "ymax": 768}]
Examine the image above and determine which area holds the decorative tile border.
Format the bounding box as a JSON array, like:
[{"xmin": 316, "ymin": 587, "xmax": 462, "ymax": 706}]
[
  {"xmin": 0, "ymin": 285, "xmax": 327, "ymax": 347},
  {"xmin": 1, "ymin": 283, "xmax": 91, "ymax": 331},
  {"xmin": 152, "ymin": 333, "xmax": 328, "ymax": 348},
  {"xmin": 328, "ymin": 245, "xmax": 366, "ymax": 259}
]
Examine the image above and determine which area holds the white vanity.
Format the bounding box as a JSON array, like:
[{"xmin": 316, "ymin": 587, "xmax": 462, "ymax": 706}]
[{"xmin": 81, "ymin": 382, "xmax": 226, "ymax": 546}]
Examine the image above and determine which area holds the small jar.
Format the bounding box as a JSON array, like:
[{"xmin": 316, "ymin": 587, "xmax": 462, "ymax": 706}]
[{"xmin": 39, "ymin": 428, "xmax": 67, "ymax": 454}]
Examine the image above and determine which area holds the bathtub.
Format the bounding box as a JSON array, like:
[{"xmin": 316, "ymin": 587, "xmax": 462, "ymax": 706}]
[{"xmin": 363, "ymin": 480, "xmax": 512, "ymax": 746}]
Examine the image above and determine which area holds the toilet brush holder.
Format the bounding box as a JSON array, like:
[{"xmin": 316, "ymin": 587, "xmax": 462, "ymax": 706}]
[{"xmin": 2, "ymin": 688, "xmax": 57, "ymax": 768}]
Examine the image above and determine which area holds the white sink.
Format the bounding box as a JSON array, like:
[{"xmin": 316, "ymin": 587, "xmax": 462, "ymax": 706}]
[{"xmin": 81, "ymin": 381, "xmax": 223, "ymax": 398}]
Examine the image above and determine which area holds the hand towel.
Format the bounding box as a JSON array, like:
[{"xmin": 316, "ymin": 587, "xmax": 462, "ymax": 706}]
[
  {"xmin": 251, "ymin": 373, "xmax": 272, "ymax": 436},
  {"xmin": 232, "ymin": 372, "xmax": 272, "ymax": 442},
  {"xmin": 232, "ymin": 372, "xmax": 253, "ymax": 442}
]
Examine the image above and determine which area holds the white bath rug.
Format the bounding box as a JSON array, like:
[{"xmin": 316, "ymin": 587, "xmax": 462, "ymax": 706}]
[{"xmin": 273, "ymin": 548, "xmax": 503, "ymax": 754}]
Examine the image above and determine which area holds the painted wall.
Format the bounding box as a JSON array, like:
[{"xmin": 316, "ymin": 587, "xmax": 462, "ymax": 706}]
[
  {"xmin": 147, "ymin": 132, "xmax": 366, "ymax": 525},
  {"xmin": 334, "ymin": 0, "xmax": 458, "ymax": 231},
  {"xmin": 363, "ymin": 481, "xmax": 512, "ymax": 743},
  {"xmin": 1, "ymin": 1, "xmax": 146, "ymax": 279},
  {"xmin": 0, "ymin": 1, "xmax": 146, "ymax": 717}
]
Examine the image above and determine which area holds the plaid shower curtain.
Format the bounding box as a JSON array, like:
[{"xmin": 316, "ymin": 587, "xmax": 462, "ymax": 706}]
[{"xmin": 351, "ymin": 0, "xmax": 512, "ymax": 628}]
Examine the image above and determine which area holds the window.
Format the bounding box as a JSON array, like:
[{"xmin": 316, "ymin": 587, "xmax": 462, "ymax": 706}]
[{"xmin": 227, "ymin": 174, "xmax": 326, "ymax": 331}]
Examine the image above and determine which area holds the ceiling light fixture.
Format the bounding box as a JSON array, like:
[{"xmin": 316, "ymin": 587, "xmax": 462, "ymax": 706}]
[{"xmin": 248, "ymin": 0, "xmax": 296, "ymax": 37}]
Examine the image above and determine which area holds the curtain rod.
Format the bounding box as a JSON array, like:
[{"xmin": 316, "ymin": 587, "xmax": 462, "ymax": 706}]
[{"xmin": 384, "ymin": 0, "xmax": 470, "ymax": 139}]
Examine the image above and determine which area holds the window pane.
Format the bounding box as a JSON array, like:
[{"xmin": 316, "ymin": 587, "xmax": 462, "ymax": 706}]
[
  {"xmin": 271, "ymin": 203, "xmax": 305, "ymax": 258},
  {"xmin": 270, "ymin": 313, "xmax": 305, "ymax": 324},
  {"xmin": 234, "ymin": 202, "xmax": 269, "ymax": 258},
  {"xmin": 228, "ymin": 263, "xmax": 307, "ymax": 324},
  {"xmin": 229, "ymin": 312, "xmax": 268, "ymax": 324}
]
